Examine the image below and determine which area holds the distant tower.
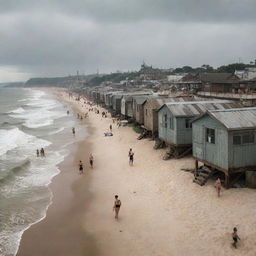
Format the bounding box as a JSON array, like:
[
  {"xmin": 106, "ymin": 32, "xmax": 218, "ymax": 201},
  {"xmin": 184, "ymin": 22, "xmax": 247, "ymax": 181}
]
[{"xmin": 77, "ymin": 70, "xmax": 80, "ymax": 83}]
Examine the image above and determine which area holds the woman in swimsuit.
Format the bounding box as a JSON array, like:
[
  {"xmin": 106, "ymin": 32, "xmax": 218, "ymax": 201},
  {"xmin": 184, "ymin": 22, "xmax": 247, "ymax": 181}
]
[
  {"xmin": 113, "ymin": 195, "xmax": 121, "ymax": 219},
  {"xmin": 79, "ymin": 160, "xmax": 84, "ymax": 174}
]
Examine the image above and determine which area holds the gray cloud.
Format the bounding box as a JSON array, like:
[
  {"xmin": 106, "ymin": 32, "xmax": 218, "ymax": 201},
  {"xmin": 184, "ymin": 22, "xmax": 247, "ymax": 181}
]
[
  {"xmin": 1, "ymin": 0, "xmax": 256, "ymax": 23},
  {"xmin": 0, "ymin": 0, "xmax": 256, "ymax": 82}
]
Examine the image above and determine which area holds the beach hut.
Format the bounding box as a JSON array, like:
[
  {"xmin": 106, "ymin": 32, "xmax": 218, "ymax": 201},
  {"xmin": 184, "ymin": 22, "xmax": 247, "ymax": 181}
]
[
  {"xmin": 121, "ymin": 95, "xmax": 133, "ymax": 118},
  {"xmin": 192, "ymin": 107, "xmax": 256, "ymax": 188},
  {"xmin": 112, "ymin": 94, "xmax": 123, "ymax": 115},
  {"xmin": 105, "ymin": 92, "xmax": 115, "ymax": 108},
  {"xmin": 121, "ymin": 92, "xmax": 153, "ymax": 119},
  {"xmin": 132, "ymin": 96, "xmax": 151, "ymax": 124},
  {"xmin": 143, "ymin": 96, "xmax": 195, "ymax": 138},
  {"xmin": 158, "ymin": 100, "xmax": 242, "ymax": 159}
]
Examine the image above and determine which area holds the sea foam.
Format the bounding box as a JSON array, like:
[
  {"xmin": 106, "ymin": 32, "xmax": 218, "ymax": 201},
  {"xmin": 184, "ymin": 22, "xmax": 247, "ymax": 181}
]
[{"xmin": 0, "ymin": 128, "xmax": 51, "ymax": 156}]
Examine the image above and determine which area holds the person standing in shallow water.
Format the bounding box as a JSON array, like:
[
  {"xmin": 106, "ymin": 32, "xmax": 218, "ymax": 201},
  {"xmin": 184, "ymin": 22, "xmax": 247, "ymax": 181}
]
[
  {"xmin": 113, "ymin": 195, "xmax": 121, "ymax": 219},
  {"xmin": 40, "ymin": 148, "xmax": 45, "ymax": 157},
  {"xmin": 128, "ymin": 148, "xmax": 134, "ymax": 166},
  {"xmin": 214, "ymin": 178, "xmax": 222, "ymax": 197},
  {"xmin": 72, "ymin": 127, "xmax": 75, "ymax": 136},
  {"xmin": 36, "ymin": 149, "xmax": 39, "ymax": 157}
]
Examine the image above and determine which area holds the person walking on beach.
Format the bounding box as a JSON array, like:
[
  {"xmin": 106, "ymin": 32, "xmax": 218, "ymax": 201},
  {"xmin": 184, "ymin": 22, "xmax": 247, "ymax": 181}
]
[
  {"xmin": 214, "ymin": 178, "xmax": 222, "ymax": 197},
  {"xmin": 110, "ymin": 124, "xmax": 112, "ymax": 133},
  {"xmin": 36, "ymin": 149, "xmax": 39, "ymax": 157},
  {"xmin": 128, "ymin": 148, "xmax": 134, "ymax": 166},
  {"xmin": 232, "ymin": 227, "xmax": 240, "ymax": 248},
  {"xmin": 89, "ymin": 154, "xmax": 94, "ymax": 168},
  {"xmin": 113, "ymin": 195, "xmax": 121, "ymax": 219},
  {"xmin": 72, "ymin": 127, "xmax": 75, "ymax": 136},
  {"xmin": 78, "ymin": 160, "xmax": 84, "ymax": 174}
]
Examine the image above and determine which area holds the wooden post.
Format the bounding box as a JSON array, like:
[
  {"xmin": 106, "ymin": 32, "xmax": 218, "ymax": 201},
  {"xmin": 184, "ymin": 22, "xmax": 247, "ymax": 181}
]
[
  {"xmin": 195, "ymin": 160, "xmax": 199, "ymax": 170},
  {"xmin": 224, "ymin": 174, "xmax": 229, "ymax": 189}
]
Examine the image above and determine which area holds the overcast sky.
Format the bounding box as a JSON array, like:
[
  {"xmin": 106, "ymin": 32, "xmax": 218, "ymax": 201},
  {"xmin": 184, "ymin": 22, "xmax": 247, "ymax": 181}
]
[{"xmin": 0, "ymin": 0, "xmax": 256, "ymax": 82}]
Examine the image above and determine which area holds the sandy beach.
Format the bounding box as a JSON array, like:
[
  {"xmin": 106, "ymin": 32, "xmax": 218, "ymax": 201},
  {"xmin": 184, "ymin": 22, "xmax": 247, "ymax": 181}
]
[{"xmin": 17, "ymin": 89, "xmax": 256, "ymax": 256}]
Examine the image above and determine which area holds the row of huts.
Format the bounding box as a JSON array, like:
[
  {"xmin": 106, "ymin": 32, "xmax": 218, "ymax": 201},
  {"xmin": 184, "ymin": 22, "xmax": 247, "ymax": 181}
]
[{"xmin": 83, "ymin": 87, "xmax": 256, "ymax": 188}]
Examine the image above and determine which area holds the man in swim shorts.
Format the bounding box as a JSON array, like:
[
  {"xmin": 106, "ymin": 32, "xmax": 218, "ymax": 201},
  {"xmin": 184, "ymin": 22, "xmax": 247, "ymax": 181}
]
[{"xmin": 113, "ymin": 195, "xmax": 121, "ymax": 219}]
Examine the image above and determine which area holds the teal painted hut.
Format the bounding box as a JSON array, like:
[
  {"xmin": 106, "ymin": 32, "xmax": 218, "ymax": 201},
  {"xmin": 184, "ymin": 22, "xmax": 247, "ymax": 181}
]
[
  {"xmin": 192, "ymin": 107, "xmax": 256, "ymax": 187},
  {"xmin": 158, "ymin": 101, "xmax": 242, "ymax": 158}
]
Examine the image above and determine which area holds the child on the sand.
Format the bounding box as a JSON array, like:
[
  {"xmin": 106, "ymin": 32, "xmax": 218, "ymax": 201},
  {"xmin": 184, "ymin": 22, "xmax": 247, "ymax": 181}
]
[
  {"xmin": 128, "ymin": 148, "xmax": 134, "ymax": 166},
  {"xmin": 113, "ymin": 195, "xmax": 121, "ymax": 219},
  {"xmin": 232, "ymin": 227, "xmax": 240, "ymax": 248},
  {"xmin": 214, "ymin": 178, "xmax": 222, "ymax": 197},
  {"xmin": 79, "ymin": 160, "xmax": 84, "ymax": 174}
]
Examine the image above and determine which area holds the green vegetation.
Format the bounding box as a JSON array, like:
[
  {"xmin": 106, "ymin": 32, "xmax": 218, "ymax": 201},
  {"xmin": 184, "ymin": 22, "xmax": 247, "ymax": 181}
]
[
  {"xmin": 89, "ymin": 71, "xmax": 138, "ymax": 86},
  {"xmin": 131, "ymin": 123, "xmax": 144, "ymax": 134},
  {"xmin": 173, "ymin": 63, "xmax": 255, "ymax": 74}
]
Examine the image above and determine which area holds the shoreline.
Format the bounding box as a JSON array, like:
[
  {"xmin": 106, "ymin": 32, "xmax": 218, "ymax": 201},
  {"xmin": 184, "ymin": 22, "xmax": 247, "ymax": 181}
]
[
  {"xmin": 17, "ymin": 90, "xmax": 98, "ymax": 256},
  {"xmin": 17, "ymin": 89, "xmax": 256, "ymax": 256}
]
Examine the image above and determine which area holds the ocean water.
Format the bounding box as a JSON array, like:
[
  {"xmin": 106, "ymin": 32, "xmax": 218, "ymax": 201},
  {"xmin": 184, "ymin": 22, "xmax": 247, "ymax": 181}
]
[{"xmin": 0, "ymin": 88, "xmax": 86, "ymax": 256}]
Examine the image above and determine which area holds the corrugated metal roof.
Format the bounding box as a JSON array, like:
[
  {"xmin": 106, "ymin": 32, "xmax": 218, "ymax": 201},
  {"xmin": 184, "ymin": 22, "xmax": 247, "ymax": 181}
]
[
  {"xmin": 208, "ymin": 107, "xmax": 256, "ymax": 130},
  {"xmin": 163, "ymin": 100, "xmax": 242, "ymax": 117},
  {"xmin": 133, "ymin": 96, "xmax": 152, "ymax": 105}
]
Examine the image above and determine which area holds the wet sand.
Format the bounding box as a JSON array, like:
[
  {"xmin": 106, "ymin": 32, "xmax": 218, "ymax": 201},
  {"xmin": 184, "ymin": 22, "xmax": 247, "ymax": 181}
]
[
  {"xmin": 17, "ymin": 97, "xmax": 98, "ymax": 256},
  {"xmin": 17, "ymin": 89, "xmax": 256, "ymax": 256}
]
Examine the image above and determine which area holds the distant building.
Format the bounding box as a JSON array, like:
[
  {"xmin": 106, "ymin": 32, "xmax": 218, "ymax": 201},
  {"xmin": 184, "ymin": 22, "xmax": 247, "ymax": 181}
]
[
  {"xmin": 235, "ymin": 67, "xmax": 256, "ymax": 80},
  {"xmin": 179, "ymin": 73, "xmax": 240, "ymax": 92}
]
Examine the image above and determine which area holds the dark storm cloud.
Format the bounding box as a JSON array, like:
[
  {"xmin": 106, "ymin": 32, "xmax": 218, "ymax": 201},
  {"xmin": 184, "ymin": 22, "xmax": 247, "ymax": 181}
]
[
  {"xmin": 0, "ymin": 0, "xmax": 256, "ymax": 82},
  {"xmin": 1, "ymin": 0, "xmax": 256, "ymax": 23}
]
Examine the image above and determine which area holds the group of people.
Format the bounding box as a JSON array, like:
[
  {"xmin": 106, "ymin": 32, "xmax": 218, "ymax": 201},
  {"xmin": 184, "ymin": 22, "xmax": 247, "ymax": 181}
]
[
  {"xmin": 78, "ymin": 154, "xmax": 94, "ymax": 174},
  {"xmin": 36, "ymin": 148, "xmax": 45, "ymax": 157},
  {"xmin": 73, "ymin": 93, "xmax": 243, "ymax": 248},
  {"xmin": 102, "ymin": 111, "xmax": 107, "ymax": 118}
]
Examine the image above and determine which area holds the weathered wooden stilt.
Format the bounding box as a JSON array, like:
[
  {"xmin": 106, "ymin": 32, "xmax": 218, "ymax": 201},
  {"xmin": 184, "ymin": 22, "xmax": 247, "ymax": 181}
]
[
  {"xmin": 195, "ymin": 160, "xmax": 199, "ymax": 170},
  {"xmin": 225, "ymin": 173, "xmax": 229, "ymax": 189}
]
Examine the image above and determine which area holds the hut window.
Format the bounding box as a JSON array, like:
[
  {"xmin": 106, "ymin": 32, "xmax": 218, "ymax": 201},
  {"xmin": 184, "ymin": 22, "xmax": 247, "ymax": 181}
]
[
  {"xmin": 146, "ymin": 109, "xmax": 148, "ymax": 116},
  {"xmin": 206, "ymin": 128, "xmax": 215, "ymax": 144},
  {"xmin": 185, "ymin": 119, "xmax": 192, "ymax": 128},
  {"xmin": 170, "ymin": 116, "xmax": 174, "ymax": 130},
  {"xmin": 163, "ymin": 114, "xmax": 167, "ymax": 128},
  {"xmin": 233, "ymin": 135, "xmax": 241, "ymax": 145},
  {"xmin": 242, "ymin": 133, "xmax": 254, "ymax": 144}
]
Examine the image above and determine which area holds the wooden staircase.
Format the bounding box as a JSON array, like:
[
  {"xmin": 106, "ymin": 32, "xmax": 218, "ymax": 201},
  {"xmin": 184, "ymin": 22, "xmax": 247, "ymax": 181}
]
[
  {"xmin": 154, "ymin": 138, "xmax": 165, "ymax": 149},
  {"xmin": 193, "ymin": 166, "xmax": 213, "ymax": 186}
]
